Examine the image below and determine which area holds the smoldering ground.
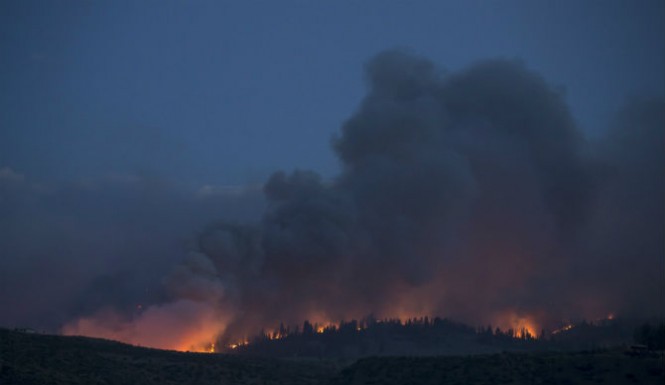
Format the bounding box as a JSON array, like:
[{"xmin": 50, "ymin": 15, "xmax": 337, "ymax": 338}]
[{"xmin": 1, "ymin": 50, "xmax": 663, "ymax": 349}]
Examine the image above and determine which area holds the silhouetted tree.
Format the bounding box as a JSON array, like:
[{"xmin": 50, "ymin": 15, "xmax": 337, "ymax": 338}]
[
  {"xmin": 302, "ymin": 320, "xmax": 314, "ymax": 336},
  {"xmin": 634, "ymin": 322, "xmax": 665, "ymax": 349}
]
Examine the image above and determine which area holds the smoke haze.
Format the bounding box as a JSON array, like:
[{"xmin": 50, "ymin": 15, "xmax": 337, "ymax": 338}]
[{"xmin": 1, "ymin": 51, "xmax": 663, "ymax": 349}]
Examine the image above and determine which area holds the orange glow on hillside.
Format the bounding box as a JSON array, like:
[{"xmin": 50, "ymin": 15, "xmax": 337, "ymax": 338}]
[
  {"xmin": 493, "ymin": 311, "xmax": 539, "ymax": 339},
  {"xmin": 552, "ymin": 323, "xmax": 574, "ymax": 335},
  {"xmin": 61, "ymin": 300, "xmax": 228, "ymax": 353},
  {"xmin": 62, "ymin": 302, "xmax": 552, "ymax": 354},
  {"xmin": 316, "ymin": 322, "xmax": 337, "ymax": 334},
  {"xmin": 205, "ymin": 342, "xmax": 216, "ymax": 353},
  {"xmin": 227, "ymin": 339, "xmax": 249, "ymax": 350}
]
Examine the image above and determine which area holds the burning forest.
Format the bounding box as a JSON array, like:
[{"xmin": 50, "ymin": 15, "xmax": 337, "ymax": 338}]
[{"xmin": 2, "ymin": 50, "xmax": 664, "ymax": 354}]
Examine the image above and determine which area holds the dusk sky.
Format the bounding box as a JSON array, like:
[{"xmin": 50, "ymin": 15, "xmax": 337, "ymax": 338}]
[{"xmin": 2, "ymin": 0, "xmax": 663, "ymax": 187}]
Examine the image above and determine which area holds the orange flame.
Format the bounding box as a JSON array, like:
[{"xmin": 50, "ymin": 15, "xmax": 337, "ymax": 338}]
[
  {"xmin": 492, "ymin": 311, "xmax": 539, "ymax": 339},
  {"xmin": 61, "ymin": 300, "xmax": 229, "ymax": 353},
  {"xmin": 315, "ymin": 322, "xmax": 336, "ymax": 334}
]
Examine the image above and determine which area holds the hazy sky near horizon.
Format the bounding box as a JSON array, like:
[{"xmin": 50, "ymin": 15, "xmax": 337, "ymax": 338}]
[{"xmin": 2, "ymin": 0, "xmax": 664, "ymax": 187}]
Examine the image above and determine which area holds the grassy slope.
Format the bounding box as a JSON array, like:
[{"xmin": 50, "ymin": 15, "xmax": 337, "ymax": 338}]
[
  {"xmin": 331, "ymin": 352, "xmax": 664, "ymax": 385},
  {"xmin": 2, "ymin": 328, "xmax": 663, "ymax": 385},
  {"xmin": 0, "ymin": 328, "xmax": 338, "ymax": 385}
]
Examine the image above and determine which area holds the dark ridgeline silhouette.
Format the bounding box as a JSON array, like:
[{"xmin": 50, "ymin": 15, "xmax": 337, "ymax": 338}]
[
  {"xmin": 222, "ymin": 315, "xmax": 651, "ymax": 358},
  {"xmin": 2, "ymin": 325, "xmax": 663, "ymax": 385}
]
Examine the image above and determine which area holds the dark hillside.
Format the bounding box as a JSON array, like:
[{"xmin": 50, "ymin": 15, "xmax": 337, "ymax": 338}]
[
  {"xmin": 329, "ymin": 352, "xmax": 664, "ymax": 385},
  {"xmin": 230, "ymin": 317, "xmax": 645, "ymax": 359},
  {"xmin": 0, "ymin": 328, "xmax": 338, "ymax": 385},
  {"xmin": 2, "ymin": 327, "xmax": 663, "ymax": 385}
]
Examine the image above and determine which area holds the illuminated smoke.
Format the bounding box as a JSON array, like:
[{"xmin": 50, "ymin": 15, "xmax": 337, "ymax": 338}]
[
  {"xmin": 175, "ymin": 51, "xmax": 662, "ymax": 344},
  {"xmin": 61, "ymin": 252, "xmax": 233, "ymax": 351},
  {"xmin": 62, "ymin": 300, "xmax": 227, "ymax": 352}
]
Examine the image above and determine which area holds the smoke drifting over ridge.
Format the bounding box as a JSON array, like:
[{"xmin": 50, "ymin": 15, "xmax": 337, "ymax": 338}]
[
  {"xmin": 180, "ymin": 50, "xmax": 663, "ymax": 344},
  {"xmin": 5, "ymin": 50, "xmax": 663, "ymax": 350}
]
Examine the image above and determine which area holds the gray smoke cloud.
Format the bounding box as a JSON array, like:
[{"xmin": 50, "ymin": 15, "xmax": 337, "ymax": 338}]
[
  {"xmin": 1, "ymin": 50, "xmax": 662, "ymax": 347},
  {"xmin": 0, "ymin": 172, "xmax": 263, "ymax": 332},
  {"xmin": 575, "ymin": 98, "xmax": 665, "ymax": 317},
  {"xmin": 186, "ymin": 50, "xmax": 663, "ymax": 341}
]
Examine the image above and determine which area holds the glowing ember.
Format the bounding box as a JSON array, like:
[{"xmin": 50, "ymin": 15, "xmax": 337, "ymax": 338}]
[
  {"xmin": 552, "ymin": 323, "xmax": 575, "ymax": 335},
  {"xmin": 262, "ymin": 329, "xmax": 286, "ymax": 340},
  {"xmin": 228, "ymin": 339, "xmax": 249, "ymax": 350}
]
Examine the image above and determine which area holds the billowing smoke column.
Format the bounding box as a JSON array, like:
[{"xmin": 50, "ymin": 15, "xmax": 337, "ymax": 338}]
[
  {"xmin": 61, "ymin": 50, "xmax": 664, "ymax": 348},
  {"xmin": 175, "ymin": 50, "xmax": 662, "ymax": 342}
]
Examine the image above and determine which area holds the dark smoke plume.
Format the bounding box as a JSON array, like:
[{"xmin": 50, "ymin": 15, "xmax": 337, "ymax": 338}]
[
  {"xmin": 3, "ymin": 50, "xmax": 662, "ymax": 349},
  {"xmin": 184, "ymin": 50, "xmax": 663, "ymax": 342}
]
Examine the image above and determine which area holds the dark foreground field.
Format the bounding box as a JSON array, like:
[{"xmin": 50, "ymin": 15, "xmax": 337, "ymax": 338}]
[
  {"xmin": 0, "ymin": 328, "xmax": 338, "ymax": 385},
  {"xmin": 1, "ymin": 328, "xmax": 663, "ymax": 385},
  {"xmin": 332, "ymin": 352, "xmax": 664, "ymax": 385}
]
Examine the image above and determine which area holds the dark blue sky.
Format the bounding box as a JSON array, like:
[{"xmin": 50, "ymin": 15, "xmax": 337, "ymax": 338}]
[{"xmin": 2, "ymin": 0, "xmax": 663, "ymax": 187}]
